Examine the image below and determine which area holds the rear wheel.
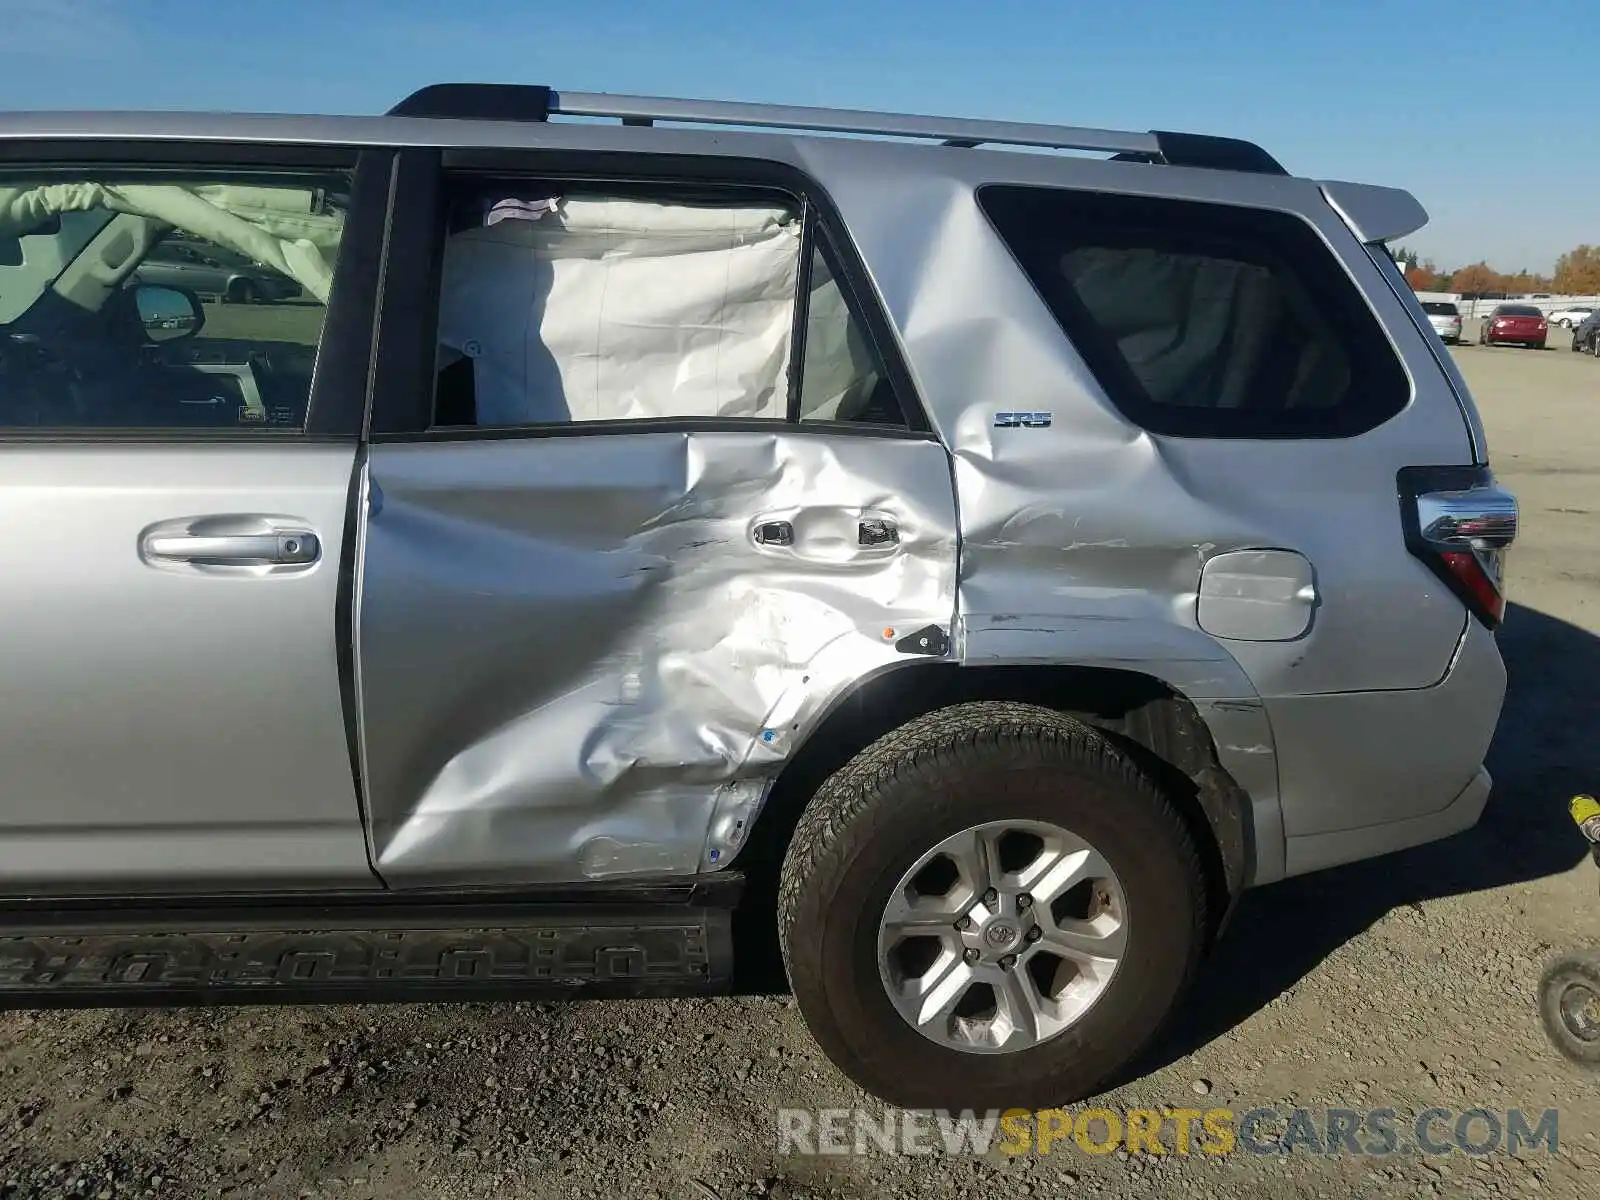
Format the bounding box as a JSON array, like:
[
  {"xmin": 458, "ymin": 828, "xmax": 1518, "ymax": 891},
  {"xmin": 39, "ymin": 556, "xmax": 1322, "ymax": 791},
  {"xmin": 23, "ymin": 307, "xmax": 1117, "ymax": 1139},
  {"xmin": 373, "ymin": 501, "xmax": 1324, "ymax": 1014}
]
[
  {"xmin": 225, "ymin": 278, "xmax": 260, "ymax": 305},
  {"xmin": 777, "ymin": 701, "xmax": 1207, "ymax": 1109}
]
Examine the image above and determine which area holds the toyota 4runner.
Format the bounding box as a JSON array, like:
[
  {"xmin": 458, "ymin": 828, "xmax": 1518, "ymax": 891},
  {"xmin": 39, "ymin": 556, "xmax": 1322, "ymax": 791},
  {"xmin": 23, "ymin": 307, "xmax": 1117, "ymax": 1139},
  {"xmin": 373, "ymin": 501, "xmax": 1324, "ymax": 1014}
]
[{"xmin": 0, "ymin": 83, "xmax": 1517, "ymax": 1109}]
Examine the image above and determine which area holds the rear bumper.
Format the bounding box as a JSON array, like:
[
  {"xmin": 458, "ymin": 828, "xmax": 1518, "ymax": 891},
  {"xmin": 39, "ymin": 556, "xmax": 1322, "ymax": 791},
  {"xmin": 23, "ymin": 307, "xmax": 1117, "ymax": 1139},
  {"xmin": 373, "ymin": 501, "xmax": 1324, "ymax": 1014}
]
[
  {"xmin": 1264, "ymin": 615, "xmax": 1506, "ymax": 879},
  {"xmin": 1484, "ymin": 324, "xmax": 1546, "ymax": 343},
  {"xmin": 1283, "ymin": 766, "xmax": 1491, "ymax": 877}
]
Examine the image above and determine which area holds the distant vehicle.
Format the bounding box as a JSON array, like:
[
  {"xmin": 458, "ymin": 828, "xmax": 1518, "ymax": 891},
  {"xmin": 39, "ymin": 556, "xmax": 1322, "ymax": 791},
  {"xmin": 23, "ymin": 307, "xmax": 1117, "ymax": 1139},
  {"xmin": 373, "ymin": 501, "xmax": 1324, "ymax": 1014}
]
[
  {"xmin": 1481, "ymin": 303, "xmax": 1549, "ymax": 349},
  {"xmin": 1420, "ymin": 300, "xmax": 1463, "ymax": 344},
  {"xmin": 1548, "ymin": 305, "xmax": 1595, "ymax": 329},
  {"xmin": 133, "ymin": 235, "xmax": 301, "ymax": 304},
  {"xmin": 1572, "ymin": 311, "xmax": 1600, "ymax": 355}
]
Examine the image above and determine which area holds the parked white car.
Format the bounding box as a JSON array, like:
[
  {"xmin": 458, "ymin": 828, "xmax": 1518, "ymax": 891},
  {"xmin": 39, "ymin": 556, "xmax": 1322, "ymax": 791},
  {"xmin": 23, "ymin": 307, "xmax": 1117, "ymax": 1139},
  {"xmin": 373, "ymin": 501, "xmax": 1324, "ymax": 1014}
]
[
  {"xmin": 1548, "ymin": 305, "xmax": 1595, "ymax": 329},
  {"xmin": 1421, "ymin": 299, "xmax": 1464, "ymax": 344}
]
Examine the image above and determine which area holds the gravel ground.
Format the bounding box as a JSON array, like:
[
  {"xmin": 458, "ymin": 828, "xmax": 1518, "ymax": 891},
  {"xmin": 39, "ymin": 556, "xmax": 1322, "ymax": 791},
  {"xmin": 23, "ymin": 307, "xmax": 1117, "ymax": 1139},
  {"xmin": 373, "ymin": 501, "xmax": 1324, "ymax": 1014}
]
[{"xmin": 4, "ymin": 338, "xmax": 1599, "ymax": 1199}]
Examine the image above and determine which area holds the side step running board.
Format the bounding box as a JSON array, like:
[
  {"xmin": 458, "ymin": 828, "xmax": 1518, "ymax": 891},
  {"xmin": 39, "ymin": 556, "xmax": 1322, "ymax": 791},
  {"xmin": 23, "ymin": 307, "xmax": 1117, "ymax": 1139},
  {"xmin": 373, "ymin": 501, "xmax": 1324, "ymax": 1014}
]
[{"xmin": 0, "ymin": 892, "xmax": 735, "ymax": 1009}]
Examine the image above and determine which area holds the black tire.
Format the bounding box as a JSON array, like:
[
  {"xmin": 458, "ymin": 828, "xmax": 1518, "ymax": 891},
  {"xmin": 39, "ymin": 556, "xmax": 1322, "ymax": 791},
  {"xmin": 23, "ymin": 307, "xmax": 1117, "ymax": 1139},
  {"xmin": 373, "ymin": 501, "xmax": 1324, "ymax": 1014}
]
[
  {"xmin": 226, "ymin": 278, "xmax": 259, "ymax": 305},
  {"xmin": 777, "ymin": 701, "xmax": 1206, "ymax": 1109},
  {"xmin": 1539, "ymin": 951, "xmax": 1600, "ymax": 1067}
]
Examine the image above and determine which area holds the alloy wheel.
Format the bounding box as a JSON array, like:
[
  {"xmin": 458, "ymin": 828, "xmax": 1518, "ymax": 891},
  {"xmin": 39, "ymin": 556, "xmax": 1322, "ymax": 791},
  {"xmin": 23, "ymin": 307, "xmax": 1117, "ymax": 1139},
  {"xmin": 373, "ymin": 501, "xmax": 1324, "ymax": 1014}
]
[{"xmin": 877, "ymin": 819, "xmax": 1127, "ymax": 1054}]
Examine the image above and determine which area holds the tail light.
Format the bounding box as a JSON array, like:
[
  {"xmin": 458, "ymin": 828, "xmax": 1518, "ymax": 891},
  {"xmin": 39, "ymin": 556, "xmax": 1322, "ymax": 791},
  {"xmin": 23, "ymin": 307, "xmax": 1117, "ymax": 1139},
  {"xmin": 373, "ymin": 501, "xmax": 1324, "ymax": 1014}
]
[{"xmin": 1399, "ymin": 465, "xmax": 1518, "ymax": 628}]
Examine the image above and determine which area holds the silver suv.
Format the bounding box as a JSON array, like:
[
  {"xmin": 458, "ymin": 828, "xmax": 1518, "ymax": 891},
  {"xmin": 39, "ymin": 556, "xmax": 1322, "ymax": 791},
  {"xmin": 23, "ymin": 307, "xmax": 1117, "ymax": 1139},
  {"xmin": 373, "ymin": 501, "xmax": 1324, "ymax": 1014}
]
[{"xmin": 0, "ymin": 84, "xmax": 1517, "ymax": 1109}]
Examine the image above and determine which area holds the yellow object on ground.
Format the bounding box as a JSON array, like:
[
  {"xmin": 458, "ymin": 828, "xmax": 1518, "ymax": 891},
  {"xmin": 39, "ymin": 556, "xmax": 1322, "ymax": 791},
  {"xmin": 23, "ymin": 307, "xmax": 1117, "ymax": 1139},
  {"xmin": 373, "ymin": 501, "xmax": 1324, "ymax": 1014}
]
[{"xmin": 1571, "ymin": 795, "xmax": 1600, "ymax": 842}]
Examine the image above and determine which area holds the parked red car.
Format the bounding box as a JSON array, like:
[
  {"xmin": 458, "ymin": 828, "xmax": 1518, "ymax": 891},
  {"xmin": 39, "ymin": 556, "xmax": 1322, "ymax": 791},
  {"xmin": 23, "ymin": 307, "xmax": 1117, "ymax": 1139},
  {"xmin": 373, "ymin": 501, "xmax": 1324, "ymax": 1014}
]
[{"xmin": 1481, "ymin": 303, "xmax": 1549, "ymax": 348}]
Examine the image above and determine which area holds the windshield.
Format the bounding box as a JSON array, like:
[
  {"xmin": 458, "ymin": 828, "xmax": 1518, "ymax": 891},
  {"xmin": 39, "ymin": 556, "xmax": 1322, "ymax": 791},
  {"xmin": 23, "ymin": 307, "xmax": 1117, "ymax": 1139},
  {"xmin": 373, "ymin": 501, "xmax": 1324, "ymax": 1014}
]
[{"xmin": 1421, "ymin": 301, "xmax": 1458, "ymax": 315}]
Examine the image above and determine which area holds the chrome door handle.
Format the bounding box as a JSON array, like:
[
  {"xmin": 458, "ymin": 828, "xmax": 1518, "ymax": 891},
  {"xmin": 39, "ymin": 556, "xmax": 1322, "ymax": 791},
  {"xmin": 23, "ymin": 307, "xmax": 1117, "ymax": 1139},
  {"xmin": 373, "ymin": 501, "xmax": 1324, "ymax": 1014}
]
[
  {"xmin": 138, "ymin": 515, "xmax": 322, "ymax": 574},
  {"xmin": 143, "ymin": 532, "xmax": 320, "ymax": 565}
]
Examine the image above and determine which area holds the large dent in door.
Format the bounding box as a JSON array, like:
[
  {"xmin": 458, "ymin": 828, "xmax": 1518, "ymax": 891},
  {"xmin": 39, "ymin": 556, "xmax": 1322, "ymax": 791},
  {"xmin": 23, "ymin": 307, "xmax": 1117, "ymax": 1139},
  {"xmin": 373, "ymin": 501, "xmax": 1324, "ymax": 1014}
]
[{"xmin": 356, "ymin": 432, "xmax": 957, "ymax": 886}]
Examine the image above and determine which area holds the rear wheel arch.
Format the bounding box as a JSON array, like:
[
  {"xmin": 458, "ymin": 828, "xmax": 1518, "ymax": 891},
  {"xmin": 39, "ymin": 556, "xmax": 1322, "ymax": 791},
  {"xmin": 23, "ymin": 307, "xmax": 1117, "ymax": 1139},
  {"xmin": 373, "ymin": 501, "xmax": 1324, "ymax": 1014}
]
[{"xmin": 735, "ymin": 662, "xmax": 1252, "ymax": 959}]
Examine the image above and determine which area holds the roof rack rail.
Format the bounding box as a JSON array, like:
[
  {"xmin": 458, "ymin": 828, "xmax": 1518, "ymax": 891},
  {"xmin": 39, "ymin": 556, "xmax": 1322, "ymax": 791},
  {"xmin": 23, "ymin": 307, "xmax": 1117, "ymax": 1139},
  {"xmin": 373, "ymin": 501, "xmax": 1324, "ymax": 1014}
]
[{"xmin": 386, "ymin": 85, "xmax": 1289, "ymax": 176}]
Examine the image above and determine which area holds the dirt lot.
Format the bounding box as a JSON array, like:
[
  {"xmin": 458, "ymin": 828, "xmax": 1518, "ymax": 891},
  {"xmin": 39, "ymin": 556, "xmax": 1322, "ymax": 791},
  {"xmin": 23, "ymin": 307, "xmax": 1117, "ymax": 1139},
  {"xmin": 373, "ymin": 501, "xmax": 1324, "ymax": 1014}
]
[{"xmin": 3, "ymin": 340, "xmax": 1599, "ymax": 1199}]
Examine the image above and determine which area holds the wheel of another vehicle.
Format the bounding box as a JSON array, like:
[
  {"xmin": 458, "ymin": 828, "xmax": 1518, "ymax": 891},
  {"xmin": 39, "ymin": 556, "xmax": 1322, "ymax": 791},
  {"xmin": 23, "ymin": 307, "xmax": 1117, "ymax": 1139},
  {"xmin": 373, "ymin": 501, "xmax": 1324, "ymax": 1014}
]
[
  {"xmin": 777, "ymin": 701, "xmax": 1207, "ymax": 1110},
  {"xmin": 1558, "ymin": 318, "xmax": 1571, "ymax": 329},
  {"xmin": 226, "ymin": 278, "xmax": 260, "ymax": 305},
  {"xmin": 1539, "ymin": 950, "xmax": 1600, "ymax": 1067},
  {"xmin": 1592, "ymin": 338, "xmax": 1600, "ymax": 358}
]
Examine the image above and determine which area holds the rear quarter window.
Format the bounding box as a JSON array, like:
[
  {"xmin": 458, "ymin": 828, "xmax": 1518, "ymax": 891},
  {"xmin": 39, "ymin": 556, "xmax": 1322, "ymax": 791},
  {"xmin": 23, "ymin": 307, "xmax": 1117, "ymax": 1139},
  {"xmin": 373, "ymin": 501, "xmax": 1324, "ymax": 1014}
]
[{"xmin": 977, "ymin": 185, "xmax": 1411, "ymax": 439}]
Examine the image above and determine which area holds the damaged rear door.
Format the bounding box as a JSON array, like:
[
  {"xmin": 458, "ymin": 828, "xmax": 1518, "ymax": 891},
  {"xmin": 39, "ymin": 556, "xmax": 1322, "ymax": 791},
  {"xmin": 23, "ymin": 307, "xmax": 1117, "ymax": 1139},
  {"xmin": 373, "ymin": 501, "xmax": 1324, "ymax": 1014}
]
[{"xmin": 352, "ymin": 151, "xmax": 958, "ymax": 888}]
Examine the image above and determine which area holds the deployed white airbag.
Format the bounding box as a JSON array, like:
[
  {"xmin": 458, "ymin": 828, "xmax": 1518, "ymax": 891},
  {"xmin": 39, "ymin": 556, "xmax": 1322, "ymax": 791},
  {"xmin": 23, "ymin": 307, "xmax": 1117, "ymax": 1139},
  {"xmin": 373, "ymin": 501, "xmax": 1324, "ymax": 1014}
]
[
  {"xmin": 0, "ymin": 182, "xmax": 343, "ymax": 301},
  {"xmin": 436, "ymin": 197, "xmax": 802, "ymax": 425}
]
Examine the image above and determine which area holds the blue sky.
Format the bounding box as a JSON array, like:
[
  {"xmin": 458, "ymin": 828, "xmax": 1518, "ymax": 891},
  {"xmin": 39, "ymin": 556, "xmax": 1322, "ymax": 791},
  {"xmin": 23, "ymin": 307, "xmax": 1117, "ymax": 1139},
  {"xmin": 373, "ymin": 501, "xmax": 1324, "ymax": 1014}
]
[{"xmin": 0, "ymin": 0, "xmax": 1588, "ymax": 273}]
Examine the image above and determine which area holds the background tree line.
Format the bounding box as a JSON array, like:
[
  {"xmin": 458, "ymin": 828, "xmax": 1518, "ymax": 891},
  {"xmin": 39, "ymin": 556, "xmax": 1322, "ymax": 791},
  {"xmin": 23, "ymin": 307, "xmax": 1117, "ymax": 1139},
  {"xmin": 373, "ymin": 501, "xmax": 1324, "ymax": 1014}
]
[{"xmin": 1395, "ymin": 244, "xmax": 1600, "ymax": 295}]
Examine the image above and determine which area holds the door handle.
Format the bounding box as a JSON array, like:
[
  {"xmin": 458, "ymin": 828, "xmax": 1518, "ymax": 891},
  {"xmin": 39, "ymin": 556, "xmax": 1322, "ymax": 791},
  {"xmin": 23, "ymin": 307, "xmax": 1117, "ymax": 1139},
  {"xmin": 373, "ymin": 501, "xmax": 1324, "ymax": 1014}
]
[
  {"xmin": 138, "ymin": 515, "xmax": 322, "ymax": 574},
  {"xmin": 754, "ymin": 520, "xmax": 794, "ymax": 547},
  {"xmin": 143, "ymin": 532, "xmax": 320, "ymax": 565},
  {"xmin": 858, "ymin": 518, "xmax": 900, "ymax": 547}
]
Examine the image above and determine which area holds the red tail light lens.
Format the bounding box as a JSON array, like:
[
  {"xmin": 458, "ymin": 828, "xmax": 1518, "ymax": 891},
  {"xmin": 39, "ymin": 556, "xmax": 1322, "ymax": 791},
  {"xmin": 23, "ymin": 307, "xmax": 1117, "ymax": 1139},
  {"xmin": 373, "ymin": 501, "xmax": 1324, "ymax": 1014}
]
[
  {"xmin": 1399, "ymin": 465, "xmax": 1517, "ymax": 629},
  {"xmin": 1440, "ymin": 549, "xmax": 1507, "ymax": 625}
]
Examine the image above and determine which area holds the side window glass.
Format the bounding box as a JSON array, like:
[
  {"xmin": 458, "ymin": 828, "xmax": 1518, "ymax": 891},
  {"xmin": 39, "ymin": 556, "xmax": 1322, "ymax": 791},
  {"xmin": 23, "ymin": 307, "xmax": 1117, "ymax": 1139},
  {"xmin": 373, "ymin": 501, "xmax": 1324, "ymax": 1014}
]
[
  {"xmin": 0, "ymin": 170, "xmax": 348, "ymax": 431},
  {"xmin": 978, "ymin": 185, "xmax": 1410, "ymax": 438},
  {"xmin": 433, "ymin": 186, "xmax": 803, "ymax": 427},
  {"xmin": 797, "ymin": 238, "xmax": 906, "ymax": 428}
]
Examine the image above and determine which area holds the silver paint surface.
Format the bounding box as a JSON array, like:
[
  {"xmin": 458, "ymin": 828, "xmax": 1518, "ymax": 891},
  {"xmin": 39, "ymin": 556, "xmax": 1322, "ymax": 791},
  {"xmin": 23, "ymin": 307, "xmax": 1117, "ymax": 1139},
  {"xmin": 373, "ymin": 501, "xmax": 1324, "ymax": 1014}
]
[
  {"xmin": 1197, "ymin": 550, "xmax": 1318, "ymax": 643},
  {"xmin": 356, "ymin": 432, "xmax": 957, "ymax": 886},
  {"xmin": 1271, "ymin": 615, "xmax": 1505, "ymax": 837},
  {"xmin": 0, "ymin": 443, "xmax": 373, "ymax": 892},
  {"xmin": 790, "ymin": 137, "xmax": 1494, "ymax": 883},
  {"xmin": 0, "ymin": 106, "xmax": 1506, "ymax": 894},
  {"xmin": 1317, "ymin": 180, "xmax": 1429, "ymax": 244}
]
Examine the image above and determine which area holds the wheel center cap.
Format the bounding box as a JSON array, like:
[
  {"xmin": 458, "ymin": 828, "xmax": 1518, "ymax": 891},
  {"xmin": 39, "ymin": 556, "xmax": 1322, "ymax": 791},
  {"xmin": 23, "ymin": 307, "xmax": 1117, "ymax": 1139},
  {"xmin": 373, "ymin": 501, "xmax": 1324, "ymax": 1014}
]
[{"xmin": 983, "ymin": 921, "xmax": 1019, "ymax": 949}]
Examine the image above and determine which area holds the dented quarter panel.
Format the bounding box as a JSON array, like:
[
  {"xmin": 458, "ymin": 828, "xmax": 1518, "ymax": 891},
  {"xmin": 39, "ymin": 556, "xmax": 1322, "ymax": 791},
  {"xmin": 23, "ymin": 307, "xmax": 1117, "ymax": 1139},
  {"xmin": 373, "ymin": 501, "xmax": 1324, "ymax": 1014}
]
[
  {"xmin": 788, "ymin": 137, "xmax": 1486, "ymax": 873},
  {"xmin": 356, "ymin": 431, "xmax": 957, "ymax": 886}
]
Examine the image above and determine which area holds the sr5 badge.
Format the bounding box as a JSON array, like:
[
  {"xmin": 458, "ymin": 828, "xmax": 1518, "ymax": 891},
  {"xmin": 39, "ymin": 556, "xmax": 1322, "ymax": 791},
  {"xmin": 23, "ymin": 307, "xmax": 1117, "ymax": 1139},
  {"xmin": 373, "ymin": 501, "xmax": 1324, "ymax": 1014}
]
[{"xmin": 993, "ymin": 411, "xmax": 1052, "ymax": 428}]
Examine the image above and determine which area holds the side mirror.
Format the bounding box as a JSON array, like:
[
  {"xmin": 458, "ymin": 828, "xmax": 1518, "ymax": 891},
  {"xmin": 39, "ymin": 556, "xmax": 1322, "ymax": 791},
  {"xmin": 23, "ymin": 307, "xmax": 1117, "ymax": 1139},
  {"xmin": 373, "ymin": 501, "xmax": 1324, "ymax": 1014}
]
[{"xmin": 134, "ymin": 284, "xmax": 204, "ymax": 343}]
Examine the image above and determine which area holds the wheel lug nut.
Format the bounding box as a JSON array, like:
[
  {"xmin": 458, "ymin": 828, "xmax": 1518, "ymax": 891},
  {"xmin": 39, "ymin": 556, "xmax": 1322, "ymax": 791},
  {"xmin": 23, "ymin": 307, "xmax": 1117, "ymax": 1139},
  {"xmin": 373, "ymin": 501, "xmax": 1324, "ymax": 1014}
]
[
  {"xmin": 956, "ymin": 916, "xmax": 973, "ymax": 931},
  {"xmin": 983, "ymin": 888, "xmax": 998, "ymax": 905},
  {"xmin": 1017, "ymin": 893, "xmax": 1033, "ymax": 909},
  {"xmin": 1026, "ymin": 926, "xmax": 1042, "ymax": 942},
  {"xmin": 963, "ymin": 948, "xmax": 980, "ymax": 964},
  {"xmin": 1000, "ymin": 954, "xmax": 1017, "ymax": 970}
]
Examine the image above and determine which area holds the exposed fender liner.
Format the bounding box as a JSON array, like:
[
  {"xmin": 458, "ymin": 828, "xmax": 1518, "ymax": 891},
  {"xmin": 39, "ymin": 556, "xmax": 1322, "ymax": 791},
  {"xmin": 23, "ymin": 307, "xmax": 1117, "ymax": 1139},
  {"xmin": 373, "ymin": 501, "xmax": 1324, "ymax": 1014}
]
[{"xmin": 959, "ymin": 613, "xmax": 1286, "ymax": 888}]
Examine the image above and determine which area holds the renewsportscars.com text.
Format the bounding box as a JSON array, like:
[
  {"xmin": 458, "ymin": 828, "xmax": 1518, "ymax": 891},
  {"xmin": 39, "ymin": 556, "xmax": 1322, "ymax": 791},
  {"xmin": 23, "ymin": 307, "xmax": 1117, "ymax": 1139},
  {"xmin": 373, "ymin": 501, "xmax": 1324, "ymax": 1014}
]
[{"xmin": 776, "ymin": 1106, "xmax": 1560, "ymax": 1158}]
